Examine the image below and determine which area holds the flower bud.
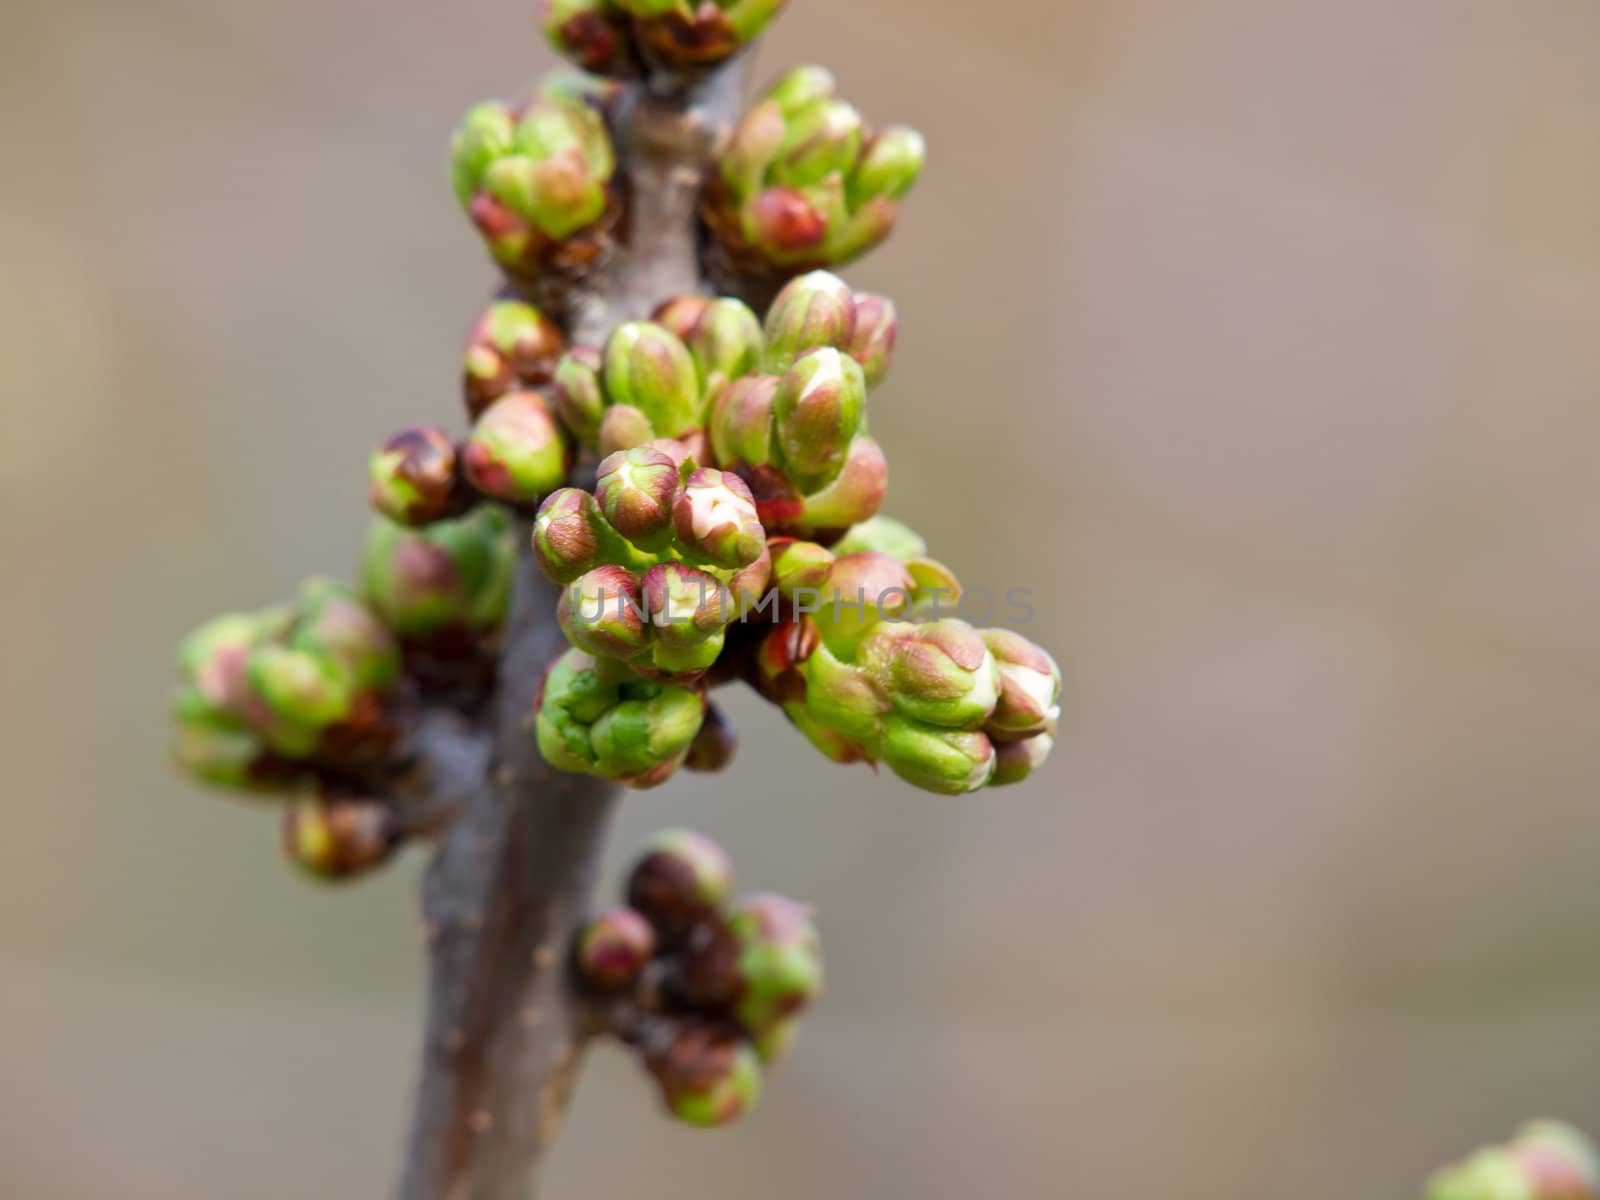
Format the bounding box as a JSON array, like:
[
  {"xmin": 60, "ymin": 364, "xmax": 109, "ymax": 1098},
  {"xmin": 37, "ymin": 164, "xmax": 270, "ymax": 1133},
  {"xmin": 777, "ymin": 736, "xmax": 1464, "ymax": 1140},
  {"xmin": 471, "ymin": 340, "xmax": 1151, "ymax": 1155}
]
[
  {"xmin": 708, "ymin": 374, "xmax": 778, "ymax": 470},
  {"xmin": 752, "ymin": 1019, "xmax": 798, "ymax": 1066},
  {"xmin": 768, "ymin": 538, "xmax": 835, "ymax": 598},
  {"xmin": 990, "ymin": 728, "xmax": 1055, "ymax": 787},
  {"xmin": 861, "ymin": 619, "xmax": 1000, "ymax": 731},
  {"xmin": 829, "ymin": 515, "xmax": 925, "ymax": 561},
  {"xmin": 369, "ymin": 427, "xmax": 463, "ymax": 526},
  {"xmin": 595, "ymin": 446, "xmax": 680, "ymax": 550},
  {"xmin": 729, "ymin": 893, "xmax": 823, "ymax": 1033},
  {"xmin": 362, "ymin": 508, "xmax": 514, "ymax": 639},
  {"xmin": 812, "ymin": 551, "xmax": 915, "ymax": 658},
  {"xmin": 673, "ymin": 468, "xmax": 766, "ymax": 569},
  {"xmin": 1513, "ymin": 1122, "xmax": 1600, "ymax": 1200},
  {"xmin": 576, "ymin": 906, "xmax": 657, "ymax": 992},
  {"xmin": 982, "ymin": 629, "xmax": 1062, "ymax": 741},
  {"xmin": 532, "ymin": 488, "xmax": 607, "ymax": 584},
  {"xmin": 844, "ymin": 293, "xmax": 897, "ymax": 389},
  {"xmin": 772, "ymin": 348, "xmax": 866, "ymax": 494},
  {"xmin": 651, "ymin": 294, "xmax": 712, "ymax": 343},
  {"xmin": 881, "ymin": 718, "xmax": 996, "ymax": 795},
  {"xmin": 180, "ymin": 610, "xmax": 276, "ymax": 715},
  {"xmin": 559, "ymin": 565, "xmax": 650, "ymax": 660},
  {"xmin": 850, "ymin": 126, "xmax": 926, "ymax": 205},
  {"xmin": 779, "ymin": 434, "xmax": 888, "ymax": 539},
  {"xmin": 772, "ymin": 100, "xmax": 863, "ymax": 190},
  {"xmin": 597, "ymin": 403, "xmax": 657, "ymax": 457},
  {"xmin": 626, "ymin": 829, "xmax": 734, "ymax": 942},
  {"xmin": 551, "ymin": 348, "xmax": 606, "ymax": 446},
  {"xmin": 798, "ymin": 642, "xmax": 891, "ymax": 747},
  {"xmin": 685, "ymin": 702, "xmax": 737, "ymax": 772},
  {"xmin": 451, "ymin": 102, "xmax": 517, "ymax": 209},
  {"xmin": 247, "ymin": 645, "xmax": 354, "ymax": 731},
  {"xmin": 291, "ymin": 579, "xmax": 401, "ymax": 693},
  {"xmin": 747, "ymin": 188, "xmax": 828, "ymax": 266},
  {"xmin": 765, "ymin": 64, "xmax": 836, "ymax": 115},
  {"xmin": 762, "ymin": 271, "xmax": 856, "ymax": 374},
  {"xmin": 688, "ymin": 298, "xmax": 764, "ymax": 387},
  {"xmin": 645, "ymin": 1024, "xmax": 762, "ymax": 1129},
  {"xmin": 536, "ymin": 651, "xmax": 706, "ymax": 787},
  {"xmin": 171, "ymin": 696, "xmax": 290, "ymax": 794},
  {"xmin": 643, "ymin": 561, "xmax": 729, "ymax": 653},
  {"xmin": 463, "ymin": 391, "xmax": 572, "ymax": 504},
  {"xmin": 541, "ymin": 0, "xmax": 630, "ymax": 75},
  {"xmin": 463, "ymin": 300, "xmax": 566, "ymax": 418},
  {"xmin": 604, "ymin": 321, "xmax": 702, "ymax": 439},
  {"xmin": 283, "ymin": 795, "xmax": 398, "ymax": 882}
]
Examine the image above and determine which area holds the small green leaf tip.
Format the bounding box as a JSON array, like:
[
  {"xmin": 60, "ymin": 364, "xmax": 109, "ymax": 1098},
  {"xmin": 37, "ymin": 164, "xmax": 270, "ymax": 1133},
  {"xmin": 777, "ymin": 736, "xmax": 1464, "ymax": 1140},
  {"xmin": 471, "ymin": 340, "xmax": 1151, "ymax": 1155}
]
[
  {"xmin": 283, "ymin": 794, "xmax": 399, "ymax": 883},
  {"xmin": 463, "ymin": 299, "xmax": 566, "ymax": 420},
  {"xmin": 705, "ymin": 66, "xmax": 926, "ymax": 273},
  {"xmin": 1426, "ymin": 1122, "xmax": 1599, "ymax": 1200},
  {"xmin": 646, "ymin": 1024, "xmax": 763, "ymax": 1129},
  {"xmin": 369, "ymin": 426, "xmax": 465, "ymax": 527},
  {"xmin": 576, "ymin": 906, "xmax": 657, "ymax": 991},
  {"xmin": 534, "ymin": 648, "xmax": 707, "ymax": 788},
  {"xmin": 626, "ymin": 828, "xmax": 734, "ymax": 943},
  {"xmin": 171, "ymin": 583, "xmax": 403, "ymax": 791},
  {"xmin": 453, "ymin": 92, "xmax": 619, "ymax": 283}
]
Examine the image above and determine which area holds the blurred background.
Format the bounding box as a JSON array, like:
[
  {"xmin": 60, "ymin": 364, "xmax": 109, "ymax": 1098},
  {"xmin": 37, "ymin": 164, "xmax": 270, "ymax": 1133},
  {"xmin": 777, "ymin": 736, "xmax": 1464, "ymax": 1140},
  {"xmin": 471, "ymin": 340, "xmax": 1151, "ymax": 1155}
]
[{"xmin": 4, "ymin": 0, "xmax": 1600, "ymax": 1195}]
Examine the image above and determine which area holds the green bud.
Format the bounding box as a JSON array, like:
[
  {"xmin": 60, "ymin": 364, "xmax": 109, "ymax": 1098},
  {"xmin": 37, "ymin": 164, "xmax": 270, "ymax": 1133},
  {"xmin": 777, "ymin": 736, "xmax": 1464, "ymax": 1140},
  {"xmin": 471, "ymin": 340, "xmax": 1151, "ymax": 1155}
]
[
  {"xmin": 765, "ymin": 65, "xmax": 837, "ymax": 116},
  {"xmin": 651, "ymin": 294, "xmax": 712, "ymax": 343},
  {"xmin": 784, "ymin": 698, "xmax": 871, "ymax": 764},
  {"xmin": 850, "ymin": 126, "xmax": 926, "ymax": 205},
  {"xmin": 685, "ymin": 702, "xmax": 737, "ymax": 773},
  {"xmin": 768, "ymin": 538, "xmax": 835, "ymax": 598},
  {"xmin": 283, "ymin": 795, "xmax": 398, "ymax": 883},
  {"xmin": 575, "ymin": 906, "xmax": 657, "ymax": 992},
  {"xmin": 990, "ymin": 728, "xmax": 1054, "ymax": 787},
  {"xmin": 290, "ymin": 580, "xmax": 401, "ymax": 693},
  {"xmin": 247, "ymin": 645, "xmax": 354, "ymax": 730},
  {"xmin": 626, "ymin": 828, "xmax": 734, "ymax": 941},
  {"xmin": 528, "ymin": 148, "xmax": 609, "ymax": 241},
  {"xmin": 844, "ymin": 293, "xmax": 897, "ymax": 389},
  {"xmin": 534, "ymin": 488, "xmax": 611, "ymax": 584},
  {"xmin": 362, "ymin": 508, "xmax": 514, "ymax": 639},
  {"xmin": 773, "ymin": 99, "xmax": 864, "ymax": 190},
  {"xmin": 881, "ymin": 718, "xmax": 996, "ymax": 795},
  {"xmin": 646, "ymin": 1024, "xmax": 762, "ymax": 1129},
  {"xmin": 982, "ymin": 629, "xmax": 1061, "ymax": 741},
  {"xmin": 720, "ymin": 0, "xmax": 787, "ymax": 41},
  {"xmin": 559, "ymin": 565, "xmax": 650, "ymax": 660},
  {"xmin": 673, "ymin": 468, "xmax": 766, "ymax": 569},
  {"xmin": 729, "ymin": 893, "xmax": 823, "ymax": 1033},
  {"xmin": 762, "ymin": 271, "xmax": 857, "ymax": 374},
  {"xmin": 595, "ymin": 446, "xmax": 681, "ymax": 550},
  {"xmin": 451, "ymin": 102, "xmax": 516, "ymax": 208},
  {"xmin": 551, "ymin": 347, "xmax": 606, "ymax": 445},
  {"xmin": 171, "ymin": 705, "xmax": 287, "ymax": 794},
  {"xmin": 799, "ymin": 641, "xmax": 892, "ymax": 748},
  {"xmin": 813, "ymin": 551, "xmax": 915, "ymax": 658},
  {"xmin": 463, "ymin": 300, "xmax": 565, "ymax": 419},
  {"xmin": 772, "ymin": 348, "xmax": 866, "ymax": 494},
  {"xmin": 830, "ymin": 515, "xmax": 925, "ymax": 561},
  {"xmin": 688, "ymin": 298, "xmax": 764, "ymax": 387},
  {"xmin": 720, "ymin": 100, "xmax": 787, "ymax": 199},
  {"xmin": 1513, "ymin": 1122, "xmax": 1600, "ymax": 1199},
  {"xmin": 752, "ymin": 1018, "xmax": 798, "ymax": 1066},
  {"xmin": 463, "ymin": 391, "xmax": 572, "ymax": 503},
  {"xmin": 180, "ymin": 610, "xmax": 275, "ymax": 714},
  {"xmin": 860, "ymin": 619, "xmax": 1000, "ymax": 731},
  {"xmin": 369, "ymin": 426, "xmax": 463, "ymax": 526},
  {"xmin": 536, "ymin": 650, "xmax": 706, "ymax": 787},
  {"xmin": 604, "ymin": 322, "xmax": 702, "ymax": 439},
  {"xmin": 708, "ymin": 374, "xmax": 778, "ymax": 469},
  {"xmin": 642, "ymin": 561, "xmax": 728, "ymax": 644}
]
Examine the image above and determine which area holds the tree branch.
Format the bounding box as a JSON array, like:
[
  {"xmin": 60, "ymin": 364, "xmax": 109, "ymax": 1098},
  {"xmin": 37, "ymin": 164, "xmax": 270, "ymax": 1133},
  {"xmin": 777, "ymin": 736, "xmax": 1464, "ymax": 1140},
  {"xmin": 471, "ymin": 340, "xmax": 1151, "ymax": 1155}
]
[{"xmin": 397, "ymin": 54, "xmax": 752, "ymax": 1200}]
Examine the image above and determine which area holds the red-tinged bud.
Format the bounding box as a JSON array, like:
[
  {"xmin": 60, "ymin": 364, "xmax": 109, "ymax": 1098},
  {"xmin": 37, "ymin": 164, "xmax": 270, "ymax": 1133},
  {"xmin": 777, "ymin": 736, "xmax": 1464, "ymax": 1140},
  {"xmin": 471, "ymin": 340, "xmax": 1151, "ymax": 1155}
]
[
  {"xmin": 982, "ymin": 629, "xmax": 1062, "ymax": 741},
  {"xmin": 708, "ymin": 374, "xmax": 778, "ymax": 470},
  {"xmin": 686, "ymin": 702, "xmax": 737, "ymax": 772},
  {"xmin": 860, "ymin": 619, "xmax": 1001, "ymax": 731},
  {"xmin": 688, "ymin": 298, "xmax": 764, "ymax": 387},
  {"xmin": 674, "ymin": 468, "xmax": 767, "ymax": 569},
  {"xmin": 551, "ymin": 347, "xmax": 606, "ymax": 446},
  {"xmin": 729, "ymin": 893, "xmax": 823, "ymax": 1032},
  {"xmin": 282, "ymin": 795, "xmax": 399, "ymax": 882},
  {"xmin": 627, "ymin": 829, "xmax": 734, "ymax": 944},
  {"xmin": 778, "ymin": 434, "xmax": 888, "ymax": 539},
  {"xmin": 772, "ymin": 347, "xmax": 866, "ymax": 494},
  {"xmin": 604, "ymin": 321, "xmax": 703, "ymax": 439},
  {"xmin": 725, "ymin": 542, "xmax": 773, "ymax": 615},
  {"xmin": 598, "ymin": 403, "xmax": 657, "ymax": 457},
  {"xmin": 645, "ymin": 1023, "xmax": 762, "ymax": 1128},
  {"xmin": 369, "ymin": 427, "xmax": 464, "ymax": 527},
  {"xmin": 559, "ymin": 565, "xmax": 650, "ymax": 660},
  {"xmin": 595, "ymin": 446, "xmax": 681, "ymax": 551},
  {"xmin": 748, "ymin": 188, "xmax": 827, "ymax": 262},
  {"xmin": 541, "ymin": 0, "xmax": 631, "ymax": 76},
  {"xmin": 881, "ymin": 719, "xmax": 997, "ymax": 795},
  {"xmin": 463, "ymin": 299, "xmax": 566, "ymax": 418},
  {"xmin": 991, "ymin": 727, "xmax": 1055, "ymax": 787},
  {"xmin": 845, "ymin": 293, "xmax": 897, "ymax": 389},
  {"xmin": 576, "ymin": 906, "xmax": 657, "ymax": 992},
  {"xmin": 768, "ymin": 538, "xmax": 835, "ymax": 598},
  {"xmin": 762, "ymin": 271, "xmax": 857, "ymax": 374},
  {"xmin": 463, "ymin": 390, "xmax": 572, "ymax": 504},
  {"xmin": 642, "ymin": 561, "xmax": 729, "ymax": 651},
  {"xmin": 651, "ymin": 294, "xmax": 712, "ymax": 343},
  {"xmin": 532, "ymin": 488, "xmax": 608, "ymax": 584},
  {"xmin": 813, "ymin": 551, "xmax": 916, "ymax": 657}
]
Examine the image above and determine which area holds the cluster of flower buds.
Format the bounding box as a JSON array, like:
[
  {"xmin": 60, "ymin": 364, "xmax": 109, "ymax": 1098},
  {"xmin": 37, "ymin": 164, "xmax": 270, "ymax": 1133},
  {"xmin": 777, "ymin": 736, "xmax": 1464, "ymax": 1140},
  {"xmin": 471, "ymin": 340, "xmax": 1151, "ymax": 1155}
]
[
  {"xmin": 452, "ymin": 84, "xmax": 620, "ymax": 283},
  {"xmin": 541, "ymin": 0, "xmax": 787, "ymax": 78},
  {"xmin": 172, "ymin": 579, "xmax": 402, "ymax": 793},
  {"xmin": 534, "ymin": 450, "xmax": 773, "ymax": 689},
  {"xmin": 752, "ymin": 517, "xmax": 1060, "ymax": 794},
  {"xmin": 573, "ymin": 830, "xmax": 822, "ymax": 1127},
  {"xmin": 361, "ymin": 506, "xmax": 516, "ymax": 695},
  {"xmin": 703, "ymin": 66, "xmax": 926, "ymax": 276},
  {"xmin": 1426, "ymin": 1121, "xmax": 1598, "ymax": 1200}
]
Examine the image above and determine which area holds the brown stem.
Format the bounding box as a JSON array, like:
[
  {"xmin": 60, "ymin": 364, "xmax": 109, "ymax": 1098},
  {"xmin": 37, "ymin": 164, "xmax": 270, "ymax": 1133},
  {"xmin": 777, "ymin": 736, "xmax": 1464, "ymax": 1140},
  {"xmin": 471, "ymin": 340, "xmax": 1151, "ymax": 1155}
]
[{"xmin": 396, "ymin": 54, "xmax": 752, "ymax": 1200}]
